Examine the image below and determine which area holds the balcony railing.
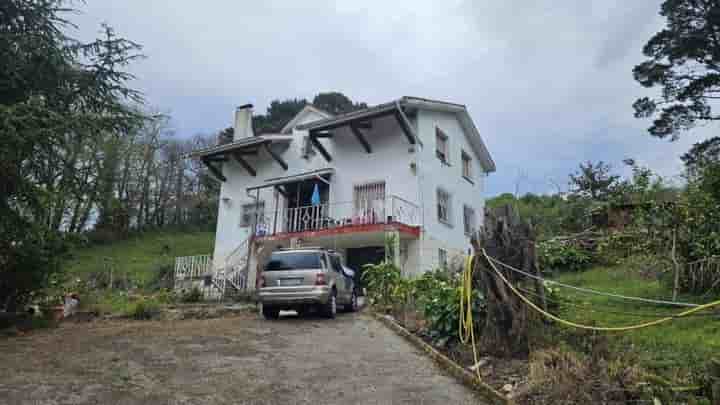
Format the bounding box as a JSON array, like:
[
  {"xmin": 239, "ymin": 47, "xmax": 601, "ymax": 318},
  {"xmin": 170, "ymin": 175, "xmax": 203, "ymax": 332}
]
[{"xmin": 252, "ymin": 195, "xmax": 420, "ymax": 237}]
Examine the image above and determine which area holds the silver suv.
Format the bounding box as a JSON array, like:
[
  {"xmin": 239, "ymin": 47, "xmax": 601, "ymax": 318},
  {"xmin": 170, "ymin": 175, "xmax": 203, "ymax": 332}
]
[{"xmin": 258, "ymin": 248, "xmax": 358, "ymax": 319}]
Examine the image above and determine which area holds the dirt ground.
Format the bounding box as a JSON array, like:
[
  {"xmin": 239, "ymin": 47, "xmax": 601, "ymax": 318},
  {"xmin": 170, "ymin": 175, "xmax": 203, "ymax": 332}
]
[{"xmin": 0, "ymin": 310, "xmax": 483, "ymax": 404}]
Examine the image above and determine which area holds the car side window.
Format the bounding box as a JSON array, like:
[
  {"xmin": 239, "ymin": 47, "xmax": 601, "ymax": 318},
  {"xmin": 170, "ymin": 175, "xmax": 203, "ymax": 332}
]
[
  {"xmin": 330, "ymin": 255, "xmax": 343, "ymax": 273},
  {"xmin": 319, "ymin": 254, "xmax": 328, "ymax": 270}
]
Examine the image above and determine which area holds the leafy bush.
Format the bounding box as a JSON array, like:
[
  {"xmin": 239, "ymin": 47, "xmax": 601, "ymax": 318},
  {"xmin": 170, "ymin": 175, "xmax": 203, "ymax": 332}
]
[
  {"xmin": 363, "ymin": 263, "xmax": 487, "ymax": 347},
  {"xmin": 414, "ymin": 270, "xmax": 485, "ymax": 347},
  {"xmin": 538, "ymin": 239, "xmax": 592, "ymax": 272},
  {"xmin": 154, "ymin": 288, "xmax": 178, "ymax": 304},
  {"xmin": 180, "ymin": 286, "xmax": 204, "ymax": 303},
  {"xmin": 126, "ymin": 297, "xmax": 161, "ymax": 320},
  {"xmin": 362, "ymin": 260, "xmax": 402, "ymax": 310}
]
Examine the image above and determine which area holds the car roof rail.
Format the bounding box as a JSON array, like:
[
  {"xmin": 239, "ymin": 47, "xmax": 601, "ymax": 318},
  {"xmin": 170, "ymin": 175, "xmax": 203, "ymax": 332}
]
[{"xmin": 277, "ymin": 246, "xmax": 325, "ymax": 251}]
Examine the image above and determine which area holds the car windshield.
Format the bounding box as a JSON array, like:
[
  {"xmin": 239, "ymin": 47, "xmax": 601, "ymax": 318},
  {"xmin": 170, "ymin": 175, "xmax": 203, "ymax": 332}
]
[{"xmin": 265, "ymin": 251, "xmax": 322, "ymax": 271}]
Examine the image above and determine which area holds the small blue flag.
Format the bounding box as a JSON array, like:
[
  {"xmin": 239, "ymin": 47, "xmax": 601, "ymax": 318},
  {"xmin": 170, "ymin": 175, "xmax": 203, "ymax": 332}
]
[{"xmin": 311, "ymin": 183, "xmax": 321, "ymax": 206}]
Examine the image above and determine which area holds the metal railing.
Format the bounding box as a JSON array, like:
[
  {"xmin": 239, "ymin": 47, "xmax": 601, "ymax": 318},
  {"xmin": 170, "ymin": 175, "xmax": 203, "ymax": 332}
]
[
  {"xmin": 174, "ymin": 254, "xmax": 212, "ymax": 280},
  {"xmin": 173, "ymin": 236, "xmax": 251, "ymax": 297},
  {"xmin": 253, "ymin": 195, "xmax": 420, "ymax": 237}
]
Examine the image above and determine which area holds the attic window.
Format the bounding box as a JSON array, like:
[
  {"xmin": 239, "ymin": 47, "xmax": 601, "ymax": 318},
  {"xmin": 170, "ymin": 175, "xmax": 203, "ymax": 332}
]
[
  {"xmin": 301, "ymin": 135, "xmax": 316, "ymax": 159},
  {"xmin": 436, "ymin": 127, "xmax": 448, "ymax": 164}
]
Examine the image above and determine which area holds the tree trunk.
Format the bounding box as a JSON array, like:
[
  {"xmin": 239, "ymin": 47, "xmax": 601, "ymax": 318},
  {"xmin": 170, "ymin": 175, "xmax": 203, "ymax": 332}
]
[
  {"xmin": 471, "ymin": 204, "xmax": 536, "ymax": 358},
  {"xmin": 671, "ymin": 228, "xmax": 681, "ymax": 301}
]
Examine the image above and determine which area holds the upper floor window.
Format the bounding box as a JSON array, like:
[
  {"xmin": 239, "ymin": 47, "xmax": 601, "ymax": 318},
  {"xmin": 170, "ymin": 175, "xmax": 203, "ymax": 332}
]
[
  {"xmin": 461, "ymin": 150, "xmax": 472, "ymax": 180},
  {"xmin": 241, "ymin": 201, "xmax": 265, "ymax": 227},
  {"xmin": 463, "ymin": 205, "xmax": 476, "ymax": 235},
  {"xmin": 437, "ymin": 188, "xmax": 451, "ymax": 225},
  {"xmin": 435, "ymin": 127, "xmax": 449, "ymax": 164}
]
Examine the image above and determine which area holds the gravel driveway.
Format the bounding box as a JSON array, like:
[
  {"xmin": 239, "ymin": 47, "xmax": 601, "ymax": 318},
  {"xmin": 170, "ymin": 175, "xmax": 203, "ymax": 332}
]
[{"xmin": 0, "ymin": 310, "xmax": 482, "ymax": 404}]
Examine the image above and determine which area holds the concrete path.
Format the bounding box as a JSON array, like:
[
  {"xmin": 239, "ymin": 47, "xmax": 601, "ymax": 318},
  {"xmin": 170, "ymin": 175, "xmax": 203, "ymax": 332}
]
[{"xmin": 0, "ymin": 310, "xmax": 482, "ymax": 404}]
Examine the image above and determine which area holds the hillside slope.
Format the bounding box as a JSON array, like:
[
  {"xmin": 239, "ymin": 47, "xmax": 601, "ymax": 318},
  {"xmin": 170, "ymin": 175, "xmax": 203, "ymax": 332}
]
[{"xmin": 63, "ymin": 230, "xmax": 215, "ymax": 286}]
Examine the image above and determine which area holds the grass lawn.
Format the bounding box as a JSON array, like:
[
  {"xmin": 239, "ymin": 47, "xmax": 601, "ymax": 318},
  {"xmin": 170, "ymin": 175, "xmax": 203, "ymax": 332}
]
[
  {"xmin": 552, "ymin": 264, "xmax": 720, "ymax": 377},
  {"xmin": 63, "ymin": 230, "xmax": 215, "ymax": 287}
]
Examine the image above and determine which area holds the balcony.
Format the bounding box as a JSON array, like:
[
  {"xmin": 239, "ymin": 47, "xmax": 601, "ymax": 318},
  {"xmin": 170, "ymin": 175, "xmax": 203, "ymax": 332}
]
[{"xmin": 251, "ymin": 195, "xmax": 421, "ymax": 240}]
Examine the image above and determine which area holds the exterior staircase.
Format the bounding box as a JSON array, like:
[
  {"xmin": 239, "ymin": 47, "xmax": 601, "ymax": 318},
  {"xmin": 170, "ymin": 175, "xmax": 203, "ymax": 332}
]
[{"xmin": 174, "ymin": 237, "xmax": 253, "ymax": 299}]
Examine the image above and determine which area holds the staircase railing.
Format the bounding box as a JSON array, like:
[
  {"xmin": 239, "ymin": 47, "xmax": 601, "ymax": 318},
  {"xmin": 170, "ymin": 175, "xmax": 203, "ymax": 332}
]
[
  {"xmin": 173, "ymin": 236, "xmax": 252, "ymax": 298},
  {"xmin": 174, "ymin": 254, "xmax": 212, "ymax": 282}
]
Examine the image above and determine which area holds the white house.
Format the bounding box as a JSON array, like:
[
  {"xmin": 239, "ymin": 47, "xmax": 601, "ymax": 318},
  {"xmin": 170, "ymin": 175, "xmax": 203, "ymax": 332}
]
[{"xmin": 175, "ymin": 96, "xmax": 495, "ymax": 296}]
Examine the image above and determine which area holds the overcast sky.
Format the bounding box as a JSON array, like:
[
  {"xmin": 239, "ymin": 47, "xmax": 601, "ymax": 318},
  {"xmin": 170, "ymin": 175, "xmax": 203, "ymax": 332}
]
[{"xmin": 69, "ymin": 1, "xmax": 715, "ymax": 196}]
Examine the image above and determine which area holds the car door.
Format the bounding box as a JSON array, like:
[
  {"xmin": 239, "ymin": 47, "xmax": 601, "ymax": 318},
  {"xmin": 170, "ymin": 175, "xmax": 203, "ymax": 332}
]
[{"xmin": 329, "ymin": 254, "xmax": 350, "ymax": 303}]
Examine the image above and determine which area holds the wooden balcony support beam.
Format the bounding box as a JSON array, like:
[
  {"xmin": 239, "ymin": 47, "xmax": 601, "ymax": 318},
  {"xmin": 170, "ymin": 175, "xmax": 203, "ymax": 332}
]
[
  {"xmin": 263, "ymin": 143, "xmax": 288, "ymax": 171},
  {"xmin": 309, "ymin": 131, "xmax": 332, "ymax": 162},
  {"xmin": 231, "ymin": 151, "xmax": 257, "ymax": 176},
  {"xmin": 350, "ymin": 124, "xmax": 372, "ymax": 153},
  {"xmin": 201, "ymin": 157, "xmax": 227, "ymax": 182},
  {"xmin": 394, "ymin": 110, "xmax": 416, "ymax": 145}
]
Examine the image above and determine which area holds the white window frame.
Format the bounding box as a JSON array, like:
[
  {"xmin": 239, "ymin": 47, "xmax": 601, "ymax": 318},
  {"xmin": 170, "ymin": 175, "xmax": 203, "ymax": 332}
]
[
  {"xmin": 435, "ymin": 127, "xmax": 449, "ymax": 164},
  {"xmin": 437, "ymin": 188, "xmax": 452, "ymax": 226},
  {"xmin": 461, "ymin": 150, "xmax": 473, "ymax": 181},
  {"xmin": 463, "ymin": 205, "xmax": 476, "ymax": 236}
]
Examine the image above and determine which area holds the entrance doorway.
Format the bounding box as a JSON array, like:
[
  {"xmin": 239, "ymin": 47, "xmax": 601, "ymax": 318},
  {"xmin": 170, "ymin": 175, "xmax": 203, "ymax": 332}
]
[{"xmin": 346, "ymin": 246, "xmax": 385, "ymax": 294}]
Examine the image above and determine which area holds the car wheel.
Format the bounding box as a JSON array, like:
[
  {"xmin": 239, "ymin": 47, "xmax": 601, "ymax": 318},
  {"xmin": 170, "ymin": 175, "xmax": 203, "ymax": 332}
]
[
  {"xmin": 262, "ymin": 306, "xmax": 280, "ymax": 320},
  {"xmin": 322, "ymin": 290, "xmax": 337, "ymax": 319},
  {"xmin": 345, "ymin": 289, "xmax": 358, "ymax": 312}
]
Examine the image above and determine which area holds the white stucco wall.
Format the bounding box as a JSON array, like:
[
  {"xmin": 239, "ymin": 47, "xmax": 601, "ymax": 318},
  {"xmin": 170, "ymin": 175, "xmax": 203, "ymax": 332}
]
[
  {"xmin": 213, "ymin": 110, "xmax": 331, "ymax": 266},
  {"xmin": 414, "ymin": 109, "xmax": 487, "ymax": 273},
  {"xmin": 211, "ymin": 106, "xmax": 490, "ymax": 277},
  {"xmin": 212, "ymin": 111, "xmax": 421, "ymax": 267}
]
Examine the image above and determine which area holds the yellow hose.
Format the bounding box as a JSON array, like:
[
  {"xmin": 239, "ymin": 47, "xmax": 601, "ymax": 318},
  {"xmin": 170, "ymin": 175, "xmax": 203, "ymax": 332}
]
[
  {"xmin": 458, "ymin": 255, "xmax": 484, "ymax": 381},
  {"xmin": 481, "ymin": 249, "xmax": 720, "ymax": 332}
]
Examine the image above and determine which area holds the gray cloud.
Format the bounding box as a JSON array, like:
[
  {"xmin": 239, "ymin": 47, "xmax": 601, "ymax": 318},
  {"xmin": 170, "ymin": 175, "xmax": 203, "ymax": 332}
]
[{"xmin": 68, "ymin": 0, "xmax": 713, "ymax": 195}]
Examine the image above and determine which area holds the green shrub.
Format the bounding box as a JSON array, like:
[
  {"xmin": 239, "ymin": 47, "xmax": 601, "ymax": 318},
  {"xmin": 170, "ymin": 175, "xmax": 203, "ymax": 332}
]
[
  {"xmin": 362, "ymin": 260, "xmax": 402, "ymax": 310},
  {"xmin": 414, "ymin": 270, "xmax": 485, "ymax": 347},
  {"xmin": 180, "ymin": 286, "xmax": 204, "ymax": 303},
  {"xmin": 126, "ymin": 297, "xmax": 161, "ymax": 320},
  {"xmin": 154, "ymin": 288, "xmax": 178, "ymax": 304},
  {"xmin": 539, "ymin": 239, "xmax": 592, "ymax": 272}
]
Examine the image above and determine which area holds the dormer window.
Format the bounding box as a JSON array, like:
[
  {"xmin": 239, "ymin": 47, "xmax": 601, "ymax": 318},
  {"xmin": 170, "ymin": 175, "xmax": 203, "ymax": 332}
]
[{"xmin": 436, "ymin": 127, "xmax": 448, "ymax": 164}]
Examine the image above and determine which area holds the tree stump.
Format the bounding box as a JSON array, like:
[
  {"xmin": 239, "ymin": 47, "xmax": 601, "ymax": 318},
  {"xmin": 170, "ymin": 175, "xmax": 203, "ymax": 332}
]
[{"xmin": 471, "ymin": 205, "xmax": 539, "ymax": 358}]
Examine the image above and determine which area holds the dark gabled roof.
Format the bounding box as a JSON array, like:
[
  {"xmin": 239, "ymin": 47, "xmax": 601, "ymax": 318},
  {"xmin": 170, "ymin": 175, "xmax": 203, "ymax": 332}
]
[{"xmin": 297, "ymin": 96, "xmax": 496, "ymax": 173}]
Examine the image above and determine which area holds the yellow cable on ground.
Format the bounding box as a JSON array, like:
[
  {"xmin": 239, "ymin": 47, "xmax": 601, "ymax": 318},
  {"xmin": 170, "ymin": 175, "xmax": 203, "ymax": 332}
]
[
  {"xmin": 458, "ymin": 255, "xmax": 483, "ymax": 382},
  {"xmin": 481, "ymin": 249, "xmax": 720, "ymax": 332}
]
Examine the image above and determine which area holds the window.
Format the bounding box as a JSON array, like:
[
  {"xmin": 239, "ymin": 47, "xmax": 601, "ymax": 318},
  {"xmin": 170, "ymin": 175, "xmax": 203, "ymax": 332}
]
[
  {"xmin": 241, "ymin": 201, "xmax": 265, "ymax": 227},
  {"xmin": 301, "ymin": 135, "xmax": 316, "ymax": 159},
  {"xmin": 438, "ymin": 249, "xmax": 448, "ymax": 269},
  {"xmin": 437, "ymin": 188, "xmax": 451, "ymax": 225},
  {"xmin": 265, "ymin": 251, "xmax": 321, "ymax": 271},
  {"xmin": 354, "ymin": 181, "xmax": 386, "ymax": 222},
  {"xmin": 463, "ymin": 205, "xmax": 476, "ymax": 235},
  {"xmin": 435, "ymin": 127, "xmax": 448, "ymax": 164},
  {"xmin": 330, "ymin": 254, "xmax": 343, "ymax": 273},
  {"xmin": 461, "ymin": 150, "xmax": 472, "ymax": 180}
]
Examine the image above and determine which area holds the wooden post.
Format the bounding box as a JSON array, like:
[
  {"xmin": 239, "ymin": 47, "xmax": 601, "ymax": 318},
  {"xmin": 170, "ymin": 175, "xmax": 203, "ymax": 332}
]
[
  {"xmin": 273, "ymin": 188, "xmax": 279, "ymax": 235},
  {"xmin": 671, "ymin": 228, "xmax": 680, "ymax": 301}
]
